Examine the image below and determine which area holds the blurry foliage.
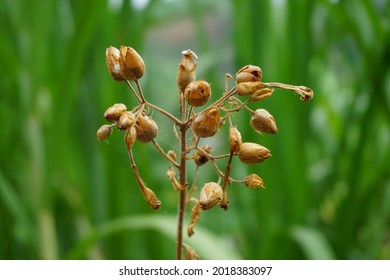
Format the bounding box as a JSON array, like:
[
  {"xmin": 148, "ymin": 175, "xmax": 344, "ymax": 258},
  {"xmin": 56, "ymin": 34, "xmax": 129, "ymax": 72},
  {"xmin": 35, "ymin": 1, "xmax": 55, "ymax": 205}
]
[{"xmin": 0, "ymin": 0, "xmax": 389, "ymax": 260}]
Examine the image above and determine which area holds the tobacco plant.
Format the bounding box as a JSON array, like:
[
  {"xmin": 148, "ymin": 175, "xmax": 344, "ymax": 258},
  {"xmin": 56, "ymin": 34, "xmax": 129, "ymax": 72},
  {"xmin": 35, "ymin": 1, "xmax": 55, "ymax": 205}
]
[{"xmin": 97, "ymin": 46, "xmax": 314, "ymax": 259}]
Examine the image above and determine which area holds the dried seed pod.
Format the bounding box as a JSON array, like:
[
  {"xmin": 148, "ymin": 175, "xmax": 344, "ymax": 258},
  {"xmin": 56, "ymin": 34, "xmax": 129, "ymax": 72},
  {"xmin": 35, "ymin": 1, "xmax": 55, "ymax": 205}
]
[
  {"xmin": 244, "ymin": 174, "xmax": 265, "ymax": 188},
  {"xmin": 142, "ymin": 186, "xmax": 161, "ymax": 210},
  {"xmin": 124, "ymin": 126, "xmax": 137, "ymax": 151},
  {"xmin": 117, "ymin": 111, "xmax": 136, "ymax": 130},
  {"xmin": 236, "ymin": 65, "xmax": 262, "ymax": 84},
  {"xmin": 229, "ymin": 126, "xmax": 242, "ymax": 154},
  {"xmin": 119, "ymin": 46, "xmax": 145, "ymax": 80},
  {"xmin": 192, "ymin": 107, "xmax": 221, "ymax": 138},
  {"xmin": 167, "ymin": 150, "xmax": 177, "ymax": 162},
  {"xmin": 105, "ymin": 46, "xmax": 124, "ymax": 81},
  {"xmin": 104, "ymin": 103, "xmax": 127, "ymax": 122},
  {"xmin": 250, "ymin": 109, "xmax": 278, "ymax": 134},
  {"xmin": 249, "ymin": 88, "xmax": 274, "ymax": 102},
  {"xmin": 238, "ymin": 142, "xmax": 271, "ymax": 164},
  {"xmin": 183, "ymin": 243, "xmax": 199, "ymax": 260},
  {"xmin": 134, "ymin": 114, "xmax": 158, "ymax": 143},
  {"xmin": 177, "ymin": 49, "xmax": 198, "ymax": 92},
  {"xmin": 184, "ymin": 80, "xmax": 211, "ymax": 107},
  {"xmin": 97, "ymin": 124, "xmax": 113, "ymax": 141},
  {"xmin": 199, "ymin": 182, "xmax": 223, "ymax": 210},
  {"xmin": 236, "ymin": 81, "xmax": 265, "ymax": 96},
  {"xmin": 193, "ymin": 145, "xmax": 212, "ymax": 166},
  {"xmin": 187, "ymin": 202, "xmax": 201, "ymax": 237}
]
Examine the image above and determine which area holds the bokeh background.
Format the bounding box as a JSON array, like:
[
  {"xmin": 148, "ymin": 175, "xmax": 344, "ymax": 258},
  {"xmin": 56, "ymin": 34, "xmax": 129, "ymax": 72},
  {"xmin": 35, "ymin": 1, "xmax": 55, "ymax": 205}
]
[{"xmin": 1, "ymin": 0, "xmax": 390, "ymax": 260}]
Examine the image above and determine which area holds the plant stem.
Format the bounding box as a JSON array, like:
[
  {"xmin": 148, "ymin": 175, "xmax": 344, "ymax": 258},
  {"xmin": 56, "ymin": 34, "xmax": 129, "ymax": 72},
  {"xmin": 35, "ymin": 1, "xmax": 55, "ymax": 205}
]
[{"xmin": 176, "ymin": 122, "xmax": 187, "ymax": 260}]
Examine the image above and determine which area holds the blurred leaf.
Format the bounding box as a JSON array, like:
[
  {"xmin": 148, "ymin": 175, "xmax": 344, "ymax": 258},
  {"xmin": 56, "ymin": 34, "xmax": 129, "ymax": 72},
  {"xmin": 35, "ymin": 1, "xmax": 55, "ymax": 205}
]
[{"xmin": 290, "ymin": 226, "xmax": 335, "ymax": 260}]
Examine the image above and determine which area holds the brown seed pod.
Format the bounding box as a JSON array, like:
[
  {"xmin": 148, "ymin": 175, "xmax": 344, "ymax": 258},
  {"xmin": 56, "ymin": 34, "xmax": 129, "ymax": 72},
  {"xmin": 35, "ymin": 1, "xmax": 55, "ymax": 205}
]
[
  {"xmin": 134, "ymin": 114, "xmax": 158, "ymax": 143},
  {"xmin": 117, "ymin": 111, "xmax": 136, "ymax": 130},
  {"xmin": 187, "ymin": 202, "xmax": 201, "ymax": 237},
  {"xmin": 105, "ymin": 46, "xmax": 124, "ymax": 82},
  {"xmin": 229, "ymin": 126, "xmax": 242, "ymax": 154},
  {"xmin": 236, "ymin": 81, "xmax": 265, "ymax": 96},
  {"xmin": 243, "ymin": 174, "xmax": 265, "ymax": 188},
  {"xmin": 238, "ymin": 142, "xmax": 271, "ymax": 164},
  {"xmin": 97, "ymin": 124, "xmax": 113, "ymax": 141},
  {"xmin": 119, "ymin": 46, "xmax": 145, "ymax": 80},
  {"xmin": 192, "ymin": 107, "xmax": 221, "ymax": 138},
  {"xmin": 184, "ymin": 80, "xmax": 211, "ymax": 107},
  {"xmin": 249, "ymin": 88, "xmax": 274, "ymax": 102},
  {"xmin": 236, "ymin": 65, "xmax": 262, "ymax": 84},
  {"xmin": 199, "ymin": 182, "xmax": 223, "ymax": 210},
  {"xmin": 124, "ymin": 126, "xmax": 137, "ymax": 151},
  {"xmin": 250, "ymin": 109, "xmax": 278, "ymax": 134},
  {"xmin": 142, "ymin": 186, "xmax": 161, "ymax": 210},
  {"xmin": 104, "ymin": 103, "xmax": 127, "ymax": 122},
  {"xmin": 176, "ymin": 49, "xmax": 198, "ymax": 92},
  {"xmin": 193, "ymin": 145, "xmax": 212, "ymax": 166}
]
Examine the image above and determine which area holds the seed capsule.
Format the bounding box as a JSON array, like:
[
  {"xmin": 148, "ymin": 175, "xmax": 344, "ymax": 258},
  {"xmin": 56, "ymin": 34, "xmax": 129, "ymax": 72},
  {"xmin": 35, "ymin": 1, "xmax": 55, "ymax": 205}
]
[
  {"xmin": 177, "ymin": 49, "xmax": 198, "ymax": 92},
  {"xmin": 238, "ymin": 142, "xmax": 271, "ymax": 164},
  {"xmin": 249, "ymin": 88, "xmax": 273, "ymax": 102},
  {"xmin": 105, "ymin": 46, "xmax": 124, "ymax": 82},
  {"xmin": 199, "ymin": 182, "xmax": 223, "ymax": 210},
  {"xmin": 236, "ymin": 81, "xmax": 265, "ymax": 96},
  {"xmin": 119, "ymin": 46, "xmax": 145, "ymax": 80},
  {"xmin": 229, "ymin": 127, "xmax": 242, "ymax": 154},
  {"xmin": 134, "ymin": 114, "xmax": 158, "ymax": 143},
  {"xmin": 185, "ymin": 80, "xmax": 211, "ymax": 107},
  {"xmin": 104, "ymin": 103, "xmax": 127, "ymax": 122},
  {"xmin": 142, "ymin": 186, "xmax": 161, "ymax": 210},
  {"xmin": 244, "ymin": 174, "xmax": 265, "ymax": 188},
  {"xmin": 250, "ymin": 109, "xmax": 278, "ymax": 134},
  {"xmin": 117, "ymin": 111, "xmax": 136, "ymax": 130},
  {"xmin": 192, "ymin": 107, "xmax": 221, "ymax": 138},
  {"xmin": 124, "ymin": 126, "xmax": 137, "ymax": 151},
  {"xmin": 236, "ymin": 65, "xmax": 262, "ymax": 84},
  {"xmin": 193, "ymin": 145, "xmax": 212, "ymax": 166},
  {"xmin": 97, "ymin": 124, "xmax": 113, "ymax": 141}
]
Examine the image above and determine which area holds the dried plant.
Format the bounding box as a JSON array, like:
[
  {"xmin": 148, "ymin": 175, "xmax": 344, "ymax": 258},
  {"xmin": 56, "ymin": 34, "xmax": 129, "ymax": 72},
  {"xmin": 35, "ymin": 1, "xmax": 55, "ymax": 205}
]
[{"xmin": 97, "ymin": 46, "xmax": 314, "ymax": 259}]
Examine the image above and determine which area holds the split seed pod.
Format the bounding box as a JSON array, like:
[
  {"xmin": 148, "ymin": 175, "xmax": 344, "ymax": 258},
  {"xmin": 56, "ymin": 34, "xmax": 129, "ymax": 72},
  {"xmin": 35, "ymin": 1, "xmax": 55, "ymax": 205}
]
[
  {"xmin": 119, "ymin": 46, "xmax": 145, "ymax": 80},
  {"xmin": 104, "ymin": 103, "xmax": 127, "ymax": 122},
  {"xmin": 177, "ymin": 49, "xmax": 198, "ymax": 92},
  {"xmin": 250, "ymin": 109, "xmax": 278, "ymax": 134},
  {"xmin": 238, "ymin": 142, "xmax": 271, "ymax": 164},
  {"xmin": 97, "ymin": 124, "xmax": 113, "ymax": 141},
  {"xmin": 184, "ymin": 80, "xmax": 211, "ymax": 107},
  {"xmin": 105, "ymin": 46, "xmax": 124, "ymax": 82},
  {"xmin": 199, "ymin": 182, "xmax": 223, "ymax": 210},
  {"xmin": 229, "ymin": 126, "xmax": 242, "ymax": 154},
  {"xmin": 236, "ymin": 65, "xmax": 262, "ymax": 84},
  {"xmin": 244, "ymin": 174, "xmax": 265, "ymax": 188},
  {"xmin": 192, "ymin": 107, "xmax": 221, "ymax": 138},
  {"xmin": 117, "ymin": 111, "xmax": 136, "ymax": 130},
  {"xmin": 193, "ymin": 145, "xmax": 212, "ymax": 166},
  {"xmin": 124, "ymin": 126, "xmax": 137, "ymax": 151},
  {"xmin": 134, "ymin": 114, "xmax": 158, "ymax": 143}
]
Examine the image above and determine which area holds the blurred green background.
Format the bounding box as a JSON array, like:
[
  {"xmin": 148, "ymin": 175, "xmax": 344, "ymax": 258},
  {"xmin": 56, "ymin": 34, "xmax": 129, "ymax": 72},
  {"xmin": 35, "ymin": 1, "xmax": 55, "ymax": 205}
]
[{"xmin": 1, "ymin": 0, "xmax": 390, "ymax": 260}]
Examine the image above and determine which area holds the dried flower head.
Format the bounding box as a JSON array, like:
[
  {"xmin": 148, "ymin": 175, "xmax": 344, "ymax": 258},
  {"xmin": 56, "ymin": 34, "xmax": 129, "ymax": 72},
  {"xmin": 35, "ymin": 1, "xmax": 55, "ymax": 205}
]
[
  {"xmin": 117, "ymin": 111, "xmax": 136, "ymax": 130},
  {"xmin": 250, "ymin": 109, "xmax": 278, "ymax": 134},
  {"xmin": 199, "ymin": 182, "xmax": 223, "ymax": 210},
  {"xmin": 193, "ymin": 145, "xmax": 212, "ymax": 166},
  {"xmin": 177, "ymin": 49, "xmax": 198, "ymax": 92},
  {"xmin": 119, "ymin": 46, "xmax": 145, "ymax": 80},
  {"xmin": 238, "ymin": 142, "xmax": 271, "ymax": 164},
  {"xmin": 185, "ymin": 80, "xmax": 211, "ymax": 107},
  {"xmin": 192, "ymin": 107, "xmax": 221, "ymax": 138},
  {"xmin": 244, "ymin": 174, "xmax": 265, "ymax": 188},
  {"xmin": 105, "ymin": 46, "xmax": 124, "ymax": 82},
  {"xmin": 104, "ymin": 103, "xmax": 127, "ymax": 122},
  {"xmin": 97, "ymin": 124, "xmax": 113, "ymax": 141},
  {"xmin": 134, "ymin": 114, "xmax": 158, "ymax": 143},
  {"xmin": 229, "ymin": 126, "xmax": 242, "ymax": 154},
  {"xmin": 236, "ymin": 65, "xmax": 262, "ymax": 84}
]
